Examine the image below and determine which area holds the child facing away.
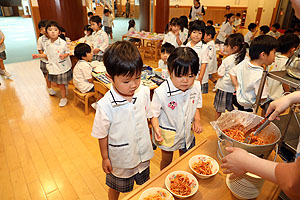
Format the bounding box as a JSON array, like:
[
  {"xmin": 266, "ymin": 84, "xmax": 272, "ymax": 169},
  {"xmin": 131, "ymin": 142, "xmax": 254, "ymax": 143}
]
[
  {"xmin": 268, "ymin": 33, "xmax": 299, "ymax": 100},
  {"xmin": 36, "ymin": 19, "xmax": 56, "ymax": 95},
  {"xmin": 90, "ymin": 15, "xmax": 109, "ymax": 61},
  {"xmin": 128, "ymin": 19, "xmax": 137, "ymax": 34},
  {"xmin": 259, "ymin": 25, "xmax": 270, "ymax": 35},
  {"xmin": 78, "ymin": 25, "xmax": 94, "ymax": 46},
  {"xmin": 103, "ymin": 9, "xmax": 114, "ymax": 40},
  {"xmin": 32, "ymin": 21, "xmax": 73, "ymax": 107},
  {"xmin": 151, "ymin": 47, "xmax": 203, "ymax": 170},
  {"xmin": 236, "ymin": 35, "xmax": 278, "ymax": 110},
  {"xmin": 214, "ymin": 33, "xmax": 247, "ymax": 119},
  {"xmin": 244, "ymin": 23, "xmax": 258, "ymax": 45},
  {"xmin": 91, "ymin": 41, "xmax": 153, "ymax": 200},
  {"xmin": 185, "ymin": 20, "xmax": 209, "ymax": 94},
  {"xmin": 0, "ymin": 28, "xmax": 11, "ymax": 78},
  {"xmin": 162, "ymin": 18, "xmax": 186, "ymax": 48},
  {"xmin": 206, "ymin": 20, "xmax": 213, "ymax": 27},
  {"xmin": 233, "ymin": 13, "xmax": 242, "ymax": 29},
  {"xmin": 216, "ymin": 13, "xmax": 235, "ymax": 44},
  {"xmin": 268, "ymin": 23, "xmax": 281, "ymax": 39},
  {"xmin": 179, "ymin": 15, "xmax": 189, "ymax": 42},
  {"xmin": 158, "ymin": 42, "xmax": 175, "ymax": 79}
]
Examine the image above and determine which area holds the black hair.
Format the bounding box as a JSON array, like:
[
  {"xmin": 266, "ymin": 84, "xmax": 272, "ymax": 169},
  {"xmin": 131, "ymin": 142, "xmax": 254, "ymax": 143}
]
[
  {"xmin": 236, "ymin": 13, "xmax": 241, "ymax": 17},
  {"xmin": 60, "ymin": 26, "xmax": 66, "ymax": 33},
  {"xmin": 104, "ymin": 9, "xmax": 109, "ymax": 14},
  {"xmin": 128, "ymin": 19, "xmax": 135, "ymax": 30},
  {"xmin": 103, "ymin": 41, "xmax": 143, "ymax": 79},
  {"xmin": 167, "ymin": 47, "xmax": 199, "ymax": 77},
  {"xmin": 45, "ymin": 21, "xmax": 61, "ymax": 32},
  {"xmin": 277, "ymin": 33, "xmax": 300, "ymax": 54},
  {"xmin": 84, "ymin": 25, "xmax": 93, "ymax": 34},
  {"xmin": 207, "ymin": 20, "xmax": 213, "ymax": 25},
  {"xmin": 170, "ymin": 18, "xmax": 181, "ymax": 26},
  {"xmin": 294, "ymin": 27, "xmax": 300, "ymax": 33},
  {"xmin": 224, "ymin": 33, "xmax": 247, "ymax": 65},
  {"xmin": 248, "ymin": 23, "xmax": 257, "ymax": 31},
  {"xmin": 249, "ymin": 35, "xmax": 278, "ymax": 60},
  {"xmin": 88, "ymin": 12, "xmax": 93, "ymax": 17},
  {"xmin": 194, "ymin": 0, "xmax": 200, "ymax": 4},
  {"xmin": 205, "ymin": 25, "xmax": 216, "ymax": 38},
  {"xmin": 90, "ymin": 15, "xmax": 102, "ymax": 26},
  {"xmin": 74, "ymin": 43, "xmax": 92, "ymax": 60},
  {"xmin": 179, "ymin": 15, "xmax": 189, "ymax": 31},
  {"xmin": 284, "ymin": 28, "xmax": 294, "ymax": 34},
  {"xmin": 272, "ymin": 23, "xmax": 280, "ymax": 30},
  {"xmin": 226, "ymin": 13, "xmax": 235, "ymax": 23},
  {"xmin": 38, "ymin": 19, "xmax": 48, "ymax": 29},
  {"xmin": 189, "ymin": 20, "xmax": 205, "ymax": 40},
  {"xmin": 161, "ymin": 42, "xmax": 175, "ymax": 54},
  {"xmin": 260, "ymin": 25, "xmax": 270, "ymax": 34}
]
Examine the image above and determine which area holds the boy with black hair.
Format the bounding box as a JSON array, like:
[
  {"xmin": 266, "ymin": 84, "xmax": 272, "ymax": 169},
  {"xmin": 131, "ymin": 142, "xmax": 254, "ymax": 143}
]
[
  {"xmin": 91, "ymin": 41, "xmax": 153, "ymax": 200},
  {"xmin": 236, "ymin": 35, "xmax": 278, "ymax": 109},
  {"xmin": 259, "ymin": 25, "xmax": 270, "ymax": 35},
  {"xmin": 244, "ymin": 23, "xmax": 258, "ymax": 45},
  {"xmin": 268, "ymin": 33, "xmax": 300, "ymax": 100},
  {"xmin": 268, "ymin": 23, "xmax": 281, "ymax": 38},
  {"xmin": 207, "ymin": 20, "xmax": 213, "ymax": 26},
  {"xmin": 233, "ymin": 13, "xmax": 242, "ymax": 28},
  {"xmin": 87, "ymin": 12, "xmax": 93, "ymax": 24},
  {"xmin": 158, "ymin": 42, "xmax": 175, "ymax": 79},
  {"xmin": 103, "ymin": 9, "xmax": 114, "ymax": 40}
]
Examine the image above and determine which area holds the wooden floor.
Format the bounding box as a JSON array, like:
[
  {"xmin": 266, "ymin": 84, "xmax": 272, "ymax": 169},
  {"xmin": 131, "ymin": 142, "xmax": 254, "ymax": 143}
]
[{"xmin": 0, "ymin": 58, "xmax": 218, "ymax": 200}]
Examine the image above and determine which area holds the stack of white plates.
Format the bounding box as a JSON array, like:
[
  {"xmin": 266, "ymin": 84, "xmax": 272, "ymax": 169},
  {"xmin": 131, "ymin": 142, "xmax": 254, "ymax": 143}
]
[{"xmin": 226, "ymin": 173, "xmax": 264, "ymax": 199}]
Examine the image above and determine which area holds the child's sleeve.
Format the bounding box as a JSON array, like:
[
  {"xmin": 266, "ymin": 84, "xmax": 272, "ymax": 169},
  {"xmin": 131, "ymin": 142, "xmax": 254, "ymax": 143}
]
[
  {"xmin": 207, "ymin": 45, "xmax": 214, "ymax": 60},
  {"xmin": 201, "ymin": 46, "xmax": 209, "ymax": 64},
  {"xmin": 63, "ymin": 42, "xmax": 70, "ymax": 54},
  {"xmin": 219, "ymin": 23, "xmax": 228, "ymax": 38},
  {"xmin": 217, "ymin": 59, "xmax": 227, "ymax": 77},
  {"xmin": 91, "ymin": 106, "xmax": 110, "ymax": 138},
  {"xmin": 37, "ymin": 37, "xmax": 43, "ymax": 50},
  {"xmin": 196, "ymin": 82, "xmax": 203, "ymax": 108},
  {"xmin": 145, "ymin": 87, "xmax": 153, "ymax": 118},
  {"xmin": 151, "ymin": 91, "xmax": 162, "ymax": 118},
  {"xmin": 99, "ymin": 32, "xmax": 109, "ymax": 52},
  {"xmin": 230, "ymin": 65, "xmax": 238, "ymax": 76},
  {"xmin": 82, "ymin": 66, "xmax": 93, "ymax": 80}
]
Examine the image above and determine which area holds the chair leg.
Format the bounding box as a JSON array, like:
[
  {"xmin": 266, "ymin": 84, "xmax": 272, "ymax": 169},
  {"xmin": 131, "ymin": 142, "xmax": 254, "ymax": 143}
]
[{"xmin": 85, "ymin": 97, "xmax": 89, "ymax": 115}]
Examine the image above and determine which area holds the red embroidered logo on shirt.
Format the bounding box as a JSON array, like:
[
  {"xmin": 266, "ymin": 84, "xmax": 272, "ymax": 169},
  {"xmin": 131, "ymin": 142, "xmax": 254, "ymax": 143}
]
[{"xmin": 168, "ymin": 101, "xmax": 177, "ymax": 110}]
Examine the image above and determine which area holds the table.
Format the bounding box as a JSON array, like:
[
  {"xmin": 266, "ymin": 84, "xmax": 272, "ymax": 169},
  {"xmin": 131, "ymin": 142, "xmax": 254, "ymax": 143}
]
[{"xmin": 123, "ymin": 135, "xmax": 281, "ymax": 200}]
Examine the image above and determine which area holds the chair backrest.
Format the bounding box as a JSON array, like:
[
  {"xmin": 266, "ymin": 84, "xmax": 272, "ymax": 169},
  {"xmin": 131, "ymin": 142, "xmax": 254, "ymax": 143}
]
[{"xmin": 94, "ymin": 80, "xmax": 109, "ymax": 97}]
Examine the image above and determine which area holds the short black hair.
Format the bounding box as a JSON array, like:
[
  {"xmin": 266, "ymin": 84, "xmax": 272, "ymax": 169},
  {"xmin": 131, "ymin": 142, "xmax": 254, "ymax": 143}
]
[
  {"xmin": 103, "ymin": 41, "xmax": 143, "ymax": 79},
  {"xmin": 260, "ymin": 25, "xmax": 270, "ymax": 34},
  {"xmin": 38, "ymin": 19, "xmax": 48, "ymax": 29},
  {"xmin": 60, "ymin": 26, "xmax": 66, "ymax": 33},
  {"xmin": 294, "ymin": 27, "xmax": 300, "ymax": 33},
  {"xmin": 170, "ymin": 18, "xmax": 181, "ymax": 26},
  {"xmin": 226, "ymin": 13, "xmax": 235, "ymax": 23},
  {"xmin": 161, "ymin": 42, "xmax": 175, "ymax": 54},
  {"xmin": 236, "ymin": 13, "xmax": 241, "ymax": 17},
  {"xmin": 84, "ymin": 25, "xmax": 93, "ymax": 34},
  {"xmin": 277, "ymin": 33, "xmax": 300, "ymax": 54},
  {"xmin": 272, "ymin": 23, "xmax": 280, "ymax": 30},
  {"xmin": 128, "ymin": 19, "xmax": 135, "ymax": 30},
  {"xmin": 179, "ymin": 15, "xmax": 189, "ymax": 30},
  {"xmin": 74, "ymin": 43, "xmax": 92, "ymax": 60},
  {"xmin": 189, "ymin": 20, "xmax": 205, "ymax": 40},
  {"xmin": 205, "ymin": 25, "xmax": 216, "ymax": 38},
  {"xmin": 88, "ymin": 12, "xmax": 93, "ymax": 17},
  {"xmin": 249, "ymin": 35, "xmax": 278, "ymax": 60},
  {"xmin": 167, "ymin": 47, "xmax": 199, "ymax": 77},
  {"xmin": 104, "ymin": 9, "xmax": 109, "ymax": 14},
  {"xmin": 248, "ymin": 23, "xmax": 257, "ymax": 31},
  {"xmin": 45, "ymin": 21, "xmax": 61, "ymax": 32},
  {"xmin": 207, "ymin": 20, "xmax": 213, "ymax": 25},
  {"xmin": 90, "ymin": 15, "xmax": 102, "ymax": 25}
]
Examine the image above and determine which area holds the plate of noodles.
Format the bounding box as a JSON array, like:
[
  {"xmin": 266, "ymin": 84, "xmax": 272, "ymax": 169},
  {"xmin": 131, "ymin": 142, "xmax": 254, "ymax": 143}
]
[
  {"xmin": 189, "ymin": 155, "xmax": 219, "ymax": 179},
  {"xmin": 139, "ymin": 187, "xmax": 174, "ymax": 200},
  {"xmin": 165, "ymin": 171, "xmax": 198, "ymax": 199}
]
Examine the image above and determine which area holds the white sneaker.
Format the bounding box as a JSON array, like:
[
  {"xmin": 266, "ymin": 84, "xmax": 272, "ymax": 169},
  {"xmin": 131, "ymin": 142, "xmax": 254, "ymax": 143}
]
[
  {"xmin": 91, "ymin": 102, "xmax": 97, "ymax": 110},
  {"xmin": 59, "ymin": 98, "xmax": 68, "ymax": 107},
  {"xmin": 48, "ymin": 88, "xmax": 56, "ymax": 96},
  {"xmin": 4, "ymin": 71, "xmax": 11, "ymax": 77}
]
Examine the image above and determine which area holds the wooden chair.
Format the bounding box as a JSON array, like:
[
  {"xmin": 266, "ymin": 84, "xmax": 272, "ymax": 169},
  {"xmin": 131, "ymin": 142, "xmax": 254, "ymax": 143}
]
[
  {"xmin": 93, "ymin": 80, "xmax": 109, "ymax": 99},
  {"xmin": 73, "ymin": 88, "xmax": 96, "ymax": 115}
]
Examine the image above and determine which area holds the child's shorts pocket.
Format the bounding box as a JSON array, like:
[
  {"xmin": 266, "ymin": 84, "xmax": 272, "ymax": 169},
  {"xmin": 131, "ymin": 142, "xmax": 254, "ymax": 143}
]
[{"xmin": 159, "ymin": 126, "xmax": 176, "ymax": 147}]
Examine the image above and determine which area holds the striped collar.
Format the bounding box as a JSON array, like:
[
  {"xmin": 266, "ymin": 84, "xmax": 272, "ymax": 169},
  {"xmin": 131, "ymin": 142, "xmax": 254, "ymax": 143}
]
[
  {"xmin": 166, "ymin": 78, "xmax": 183, "ymax": 97},
  {"xmin": 109, "ymin": 85, "xmax": 138, "ymax": 106}
]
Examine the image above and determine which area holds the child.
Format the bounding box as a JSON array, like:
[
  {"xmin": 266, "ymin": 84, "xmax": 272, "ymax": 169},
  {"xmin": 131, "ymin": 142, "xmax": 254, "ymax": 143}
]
[
  {"xmin": 91, "ymin": 41, "xmax": 153, "ymax": 200},
  {"xmin": 206, "ymin": 20, "xmax": 213, "ymax": 27},
  {"xmin": 79, "ymin": 25, "xmax": 93, "ymax": 46},
  {"xmin": 87, "ymin": 12, "xmax": 93, "ymax": 24},
  {"xmin": 179, "ymin": 15, "xmax": 189, "ymax": 42},
  {"xmin": 244, "ymin": 23, "xmax": 258, "ymax": 45},
  {"xmin": 128, "ymin": 19, "xmax": 137, "ymax": 34},
  {"xmin": 236, "ymin": 35, "xmax": 278, "ymax": 109},
  {"xmin": 259, "ymin": 25, "xmax": 270, "ymax": 35},
  {"xmin": 0, "ymin": 28, "xmax": 11, "ymax": 78},
  {"xmin": 90, "ymin": 15, "xmax": 109, "ymax": 61},
  {"xmin": 185, "ymin": 20, "xmax": 209, "ymax": 93},
  {"xmin": 151, "ymin": 47, "xmax": 202, "ymax": 170},
  {"xmin": 203, "ymin": 26, "xmax": 218, "ymax": 86},
  {"xmin": 214, "ymin": 33, "xmax": 247, "ymax": 119},
  {"xmin": 103, "ymin": 9, "xmax": 114, "ymax": 40},
  {"xmin": 60, "ymin": 27, "xmax": 70, "ymax": 42},
  {"xmin": 268, "ymin": 33, "xmax": 299, "ymax": 100},
  {"xmin": 216, "ymin": 13, "xmax": 235, "ymax": 44},
  {"xmin": 158, "ymin": 42, "xmax": 175, "ymax": 79},
  {"xmin": 36, "ymin": 19, "xmax": 56, "ymax": 95},
  {"xmin": 32, "ymin": 21, "xmax": 72, "ymax": 107},
  {"xmin": 268, "ymin": 23, "xmax": 281, "ymax": 39},
  {"xmin": 162, "ymin": 18, "xmax": 185, "ymax": 48},
  {"xmin": 233, "ymin": 13, "xmax": 242, "ymax": 29}
]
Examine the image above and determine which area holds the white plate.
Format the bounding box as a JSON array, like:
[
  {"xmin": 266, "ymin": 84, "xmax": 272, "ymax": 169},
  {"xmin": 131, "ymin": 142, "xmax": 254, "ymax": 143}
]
[{"xmin": 139, "ymin": 187, "xmax": 174, "ymax": 200}]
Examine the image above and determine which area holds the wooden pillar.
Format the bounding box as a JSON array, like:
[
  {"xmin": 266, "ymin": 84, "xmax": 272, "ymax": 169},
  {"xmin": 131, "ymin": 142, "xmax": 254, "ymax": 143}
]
[
  {"xmin": 139, "ymin": 0, "xmax": 150, "ymax": 31},
  {"xmin": 154, "ymin": 0, "xmax": 169, "ymax": 33}
]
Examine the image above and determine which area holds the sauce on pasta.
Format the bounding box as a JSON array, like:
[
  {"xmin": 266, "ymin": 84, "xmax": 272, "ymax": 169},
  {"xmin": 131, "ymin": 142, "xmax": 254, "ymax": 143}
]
[
  {"xmin": 170, "ymin": 174, "xmax": 192, "ymax": 196},
  {"xmin": 192, "ymin": 160, "xmax": 213, "ymax": 175}
]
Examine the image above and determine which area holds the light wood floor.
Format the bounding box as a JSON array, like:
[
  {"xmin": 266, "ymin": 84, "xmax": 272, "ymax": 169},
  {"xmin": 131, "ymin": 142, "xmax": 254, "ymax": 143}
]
[{"xmin": 0, "ymin": 58, "xmax": 218, "ymax": 200}]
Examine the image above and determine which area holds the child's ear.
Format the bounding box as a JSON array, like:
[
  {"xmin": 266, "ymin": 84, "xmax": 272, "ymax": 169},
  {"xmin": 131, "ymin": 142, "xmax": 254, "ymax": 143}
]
[{"xmin": 289, "ymin": 47, "xmax": 296, "ymax": 55}]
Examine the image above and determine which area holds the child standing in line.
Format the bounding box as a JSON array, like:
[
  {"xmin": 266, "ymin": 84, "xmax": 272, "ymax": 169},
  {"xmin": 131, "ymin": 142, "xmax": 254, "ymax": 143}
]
[
  {"xmin": 158, "ymin": 42, "xmax": 175, "ymax": 79},
  {"xmin": 151, "ymin": 47, "xmax": 203, "ymax": 170},
  {"xmin": 32, "ymin": 21, "xmax": 72, "ymax": 107},
  {"xmin": 216, "ymin": 13, "xmax": 235, "ymax": 44},
  {"xmin": 91, "ymin": 41, "xmax": 153, "ymax": 200},
  {"xmin": 162, "ymin": 18, "xmax": 186, "ymax": 48},
  {"xmin": 185, "ymin": 20, "xmax": 209, "ymax": 93},
  {"xmin": 244, "ymin": 23, "xmax": 258, "ymax": 45},
  {"xmin": 36, "ymin": 19, "xmax": 56, "ymax": 95},
  {"xmin": 79, "ymin": 25, "xmax": 94, "ymax": 46},
  {"xmin": 259, "ymin": 25, "xmax": 270, "ymax": 35},
  {"xmin": 179, "ymin": 15, "xmax": 189, "ymax": 42},
  {"xmin": 103, "ymin": 9, "xmax": 114, "ymax": 41},
  {"xmin": 236, "ymin": 35, "xmax": 278, "ymax": 110},
  {"xmin": 214, "ymin": 33, "xmax": 247, "ymax": 119},
  {"xmin": 268, "ymin": 23, "xmax": 281, "ymax": 39},
  {"xmin": 90, "ymin": 15, "xmax": 109, "ymax": 61},
  {"xmin": 0, "ymin": 28, "xmax": 11, "ymax": 78}
]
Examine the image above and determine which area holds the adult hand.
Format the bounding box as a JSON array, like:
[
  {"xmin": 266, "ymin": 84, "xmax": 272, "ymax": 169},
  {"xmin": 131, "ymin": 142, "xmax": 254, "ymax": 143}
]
[{"xmin": 266, "ymin": 94, "xmax": 293, "ymax": 121}]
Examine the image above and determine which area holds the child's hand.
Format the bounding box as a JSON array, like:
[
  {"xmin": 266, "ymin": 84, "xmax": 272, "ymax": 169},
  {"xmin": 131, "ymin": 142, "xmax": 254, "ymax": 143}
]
[
  {"xmin": 192, "ymin": 120, "xmax": 202, "ymax": 134},
  {"xmin": 153, "ymin": 128, "xmax": 163, "ymax": 142},
  {"xmin": 93, "ymin": 48, "xmax": 100, "ymax": 54},
  {"xmin": 32, "ymin": 54, "xmax": 40, "ymax": 59},
  {"xmin": 59, "ymin": 54, "xmax": 66, "ymax": 60},
  {"xmin": 102, "ymin": 158, "xmax": 112, "ymax": 174}
]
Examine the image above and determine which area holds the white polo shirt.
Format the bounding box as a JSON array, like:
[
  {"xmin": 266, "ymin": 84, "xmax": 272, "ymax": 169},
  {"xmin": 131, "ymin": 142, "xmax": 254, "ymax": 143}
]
[
  {"xmin": 244, "ymin": 31, "xmax": 253, "ymax": 45},
  {"xmin": 44, "ymin": 38, "xmax": 71, "ymax": 75},
  {"xmin": 103, "ymin": 15, "xmax": 113, "ymax": 27},
  {"xmin": 73, "ymin": 60, "xmax": 94, "ymax": 93},
  {"xmin": 216, "ymin": 22, "xmax": 233, "ymax": 43},
  {"xmin": 236, "ymin": 61, "xmax": 269, "ymax": 109},
  {"xmin": 151, "ymin": 78, "xmax": 202, "ymax": 151},
  {"xmin": 92, "ymin": 29, "xmax": 109, "ymax": 55},
  {"xmin": 268, "ymin": 54, "xmax": 289, "ymax": 100},
  {"xmin": 206, "ymin": 40, "xmax": 218, "ymax": 74},
  {"xmin": 185, "ymin": 41, "xmax": 209, "ymax": 84},
  {"xmin": 230, "ymin": 56, "xmax": 251, "ymax": 77},
  {"xmin": 162, "ymin": 31, "xmax": 185, "ymax": 48},
  {"xmin": 268, "ymin": 31, "xmax": 280, "ymax": 38},
  {"xmin": 91, "ymin": 85, "xmax": 154, "ymax": 176},
  {"xmin": 215, "ymin": 53, "xmax": 237, "ymax": 93},
  {"xmin": 0, "ymin": 29, "xmax": 6, "ymax": 53},
  {"xmin": 37, "ymin": 35, "xmax": 49, "ymax": 63}
]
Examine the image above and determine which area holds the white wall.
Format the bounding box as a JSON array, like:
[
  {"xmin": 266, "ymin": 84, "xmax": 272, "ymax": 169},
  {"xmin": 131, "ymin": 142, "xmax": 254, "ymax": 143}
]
[
  {"xmin": 260, "ymin": 0, "xmax": 277, "ymax": 26},
  {"xmin": 169, "ymin": 0, "xmax": 248, "ymax": 6}
]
